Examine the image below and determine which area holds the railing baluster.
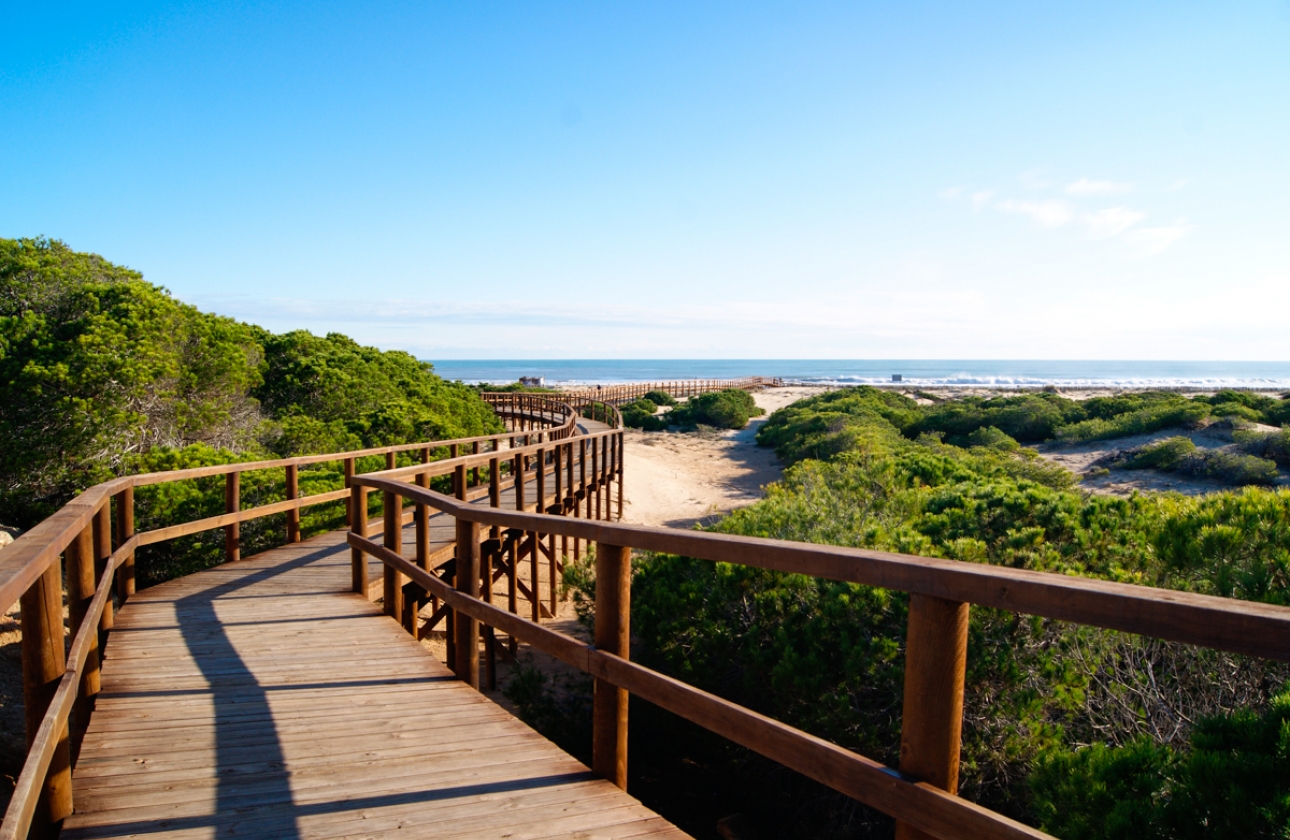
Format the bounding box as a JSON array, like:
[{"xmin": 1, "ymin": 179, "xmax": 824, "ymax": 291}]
[
  {"xmin": 350, "ymin": 484, "xmax": 369, "ymax": 594},
  {"xmin": 21, "ymin": 558, "xmax": 71, "ymax": 830},
  {"xmin": 454, "ymin": 517, "xmax": 481, "ymax": 689},
  {"xmin": 286, "ymin": 463, "xmax": 300, "ymax": 544},
  {"xmin": 895, "ymin": 594, "xmax": 970, "ymax": 840},
  {"xmin": 224, "ymin": 472, "xmax": 240, "ymax": 563},
  {"xmin": 92, "ymin": 503, "xmax": 113, "ymax": 646},
  {"xmin": 66, "ymin": 524, "xmax": 100, "ymax": 760},
  {"xmin": 383, "ymin": 491, "xmax": 404, "ymax": 623},
  {"xmin": 593, "ymin": 541, "xmax": 631, "ymax": 789},
  {"xmin": 115, "ymin": 486, "xmax": 135, "ymax": 600}
]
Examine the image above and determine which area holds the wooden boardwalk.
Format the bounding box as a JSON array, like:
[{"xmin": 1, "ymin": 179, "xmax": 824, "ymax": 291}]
[{"xmin": 61, "ymin": 528, "xmax": 688, "ymax": 840}]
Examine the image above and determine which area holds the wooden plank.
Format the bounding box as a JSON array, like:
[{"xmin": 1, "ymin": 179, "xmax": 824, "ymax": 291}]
[{"xmin": 58, "ymin": 529, "xmax": 686, "ymax": 840}]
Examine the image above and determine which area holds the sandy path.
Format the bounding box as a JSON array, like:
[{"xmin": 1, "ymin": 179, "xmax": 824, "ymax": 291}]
[{"xmin": 619, "ymin": 386, "xmax": 828, "ymax": 528}]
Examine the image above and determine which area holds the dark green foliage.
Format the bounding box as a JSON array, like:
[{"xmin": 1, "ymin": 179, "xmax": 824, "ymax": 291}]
[
  {"xmin": 622, "ymin": 397, "xmax": 669, "ymax": 431},
  {"xmin": 641, "ymin": 389, "xmax": 677, "ymax": 407},
  {"xmin": 0, "ymin": 238, "xmax": 502, "ymax": 585},
  {"xmin": 1114, "ymin": 436, "xmax": 1199, "ymax": 470},
  {"xmin": 1031, "ymin": 691, "xmax": 1290, "ymax": 839},
  {"xmin": 1236, "ymin": 428, "xmax": 1290, "ymax": 468},
  {"xmin": 623, "ymin": 387, "xmax": 1290, "ymax": 833},
  {"xmin": 1176, "ymin": 450, "xmax": 1280, "ymax": 486},
  {"xmin": 0, "ymin": 237, "xmax": 264, "ymax": 522},
  {"xmin": 668, "ymin": 388, "xmax": 765, "ymax": 430},
  {"xmin": 911, "ymin": 393, "xmax": 1086, "ymax": 444},
  {"xmin": 1057, "ymin": 399, "xmax": 1211, "ymax": 442}
]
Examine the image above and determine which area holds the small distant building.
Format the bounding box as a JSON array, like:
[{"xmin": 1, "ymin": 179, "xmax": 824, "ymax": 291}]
[
  {"xmin": 519, "ymin": 376, "xmax": 546, "ymax": 387},
  {"xmin": 891, "ymin": 374, "xmax": 903, "ymax": 383}
]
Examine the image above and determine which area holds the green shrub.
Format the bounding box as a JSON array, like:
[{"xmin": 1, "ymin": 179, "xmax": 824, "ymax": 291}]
[
  {"xmin": 1030, "ymin": 691, "xmax": 1290, "ymax": 840},
  {"xmin": 962, "ymin": 425, "xmax": 1021, "ymax": 451},
  {"xmin": 1264, "ymin": 399, "xmax": 1290, "ymax": 427},
  {"xmin": 669, "ymin": 389, "xmax": 764, "ymax": 430},
  {"xmin": 1211, "ymin": 402, "xmax": 1262, "ymax": 422},
  {"xmin": 912, "ymin": 394, "xmax": 1086, "ymax": 443},
  {"xmin": 1118, "ymin": 437, "xmax": 1198, "ymax": 470},
  {"xmin": 1057, "ymin": 401, "xmax": 1211, "ymax": 442},
  {"xmin": 641, "ymin": 389, "xmax": 677, "ymax": 407},
  {"xmin": 1177, "ymin": 450, "xmax": 1280, "ymax": 486},
  {"xmin": 632, "ymin": 397, "xmax": 658, "ymax": 414},
  {"xmin": 1235, "ymin": 428, "xmax": 1290, "ymax": 467}
]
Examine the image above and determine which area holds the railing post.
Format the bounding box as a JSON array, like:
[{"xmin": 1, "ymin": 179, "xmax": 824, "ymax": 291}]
[
  {"xmin": 66, "ymin": 523, "xmax": 101, "ymax": 761},
  {"xmin": 593, "ymin": 542, "xmax": 631, "ymax": 790},
  {"xmin": 416, "ymin": 462, "xmax": 430, "ymax": 569},
  {"xmin": 894, "ymin": 593, "xmax": 969, "ymax": 840},
  {"xmin": 350, "ymin": 485, "xmax": 369, "ymax": 594},
  {"xmin": 343, "ymin": 457, "xmax": 356, "ymax": 527},
  {"xmin": 115, "ymin": 486, "xmax": 135, "ymax": 600},
  {"xmin": 92, "ymin": 502, "xmax": 113, "ymax": 645},
  {"xmin": 454, "ymin": 517, "xmax": 481, "ymax": 689},
  {"xmin": 285, "ymin": 463, "xmax": 300, "ymax": 543},
  {"xmin": 382, "ymin": 491, "xmax": 404, "ymax": 623},
  {"xmin": 21, "ymin": 557, "xmax": 72, "ymax": 831},
  {"xmin": 224, "ymin": 471, "xmax": 240, "ymax": 563}
]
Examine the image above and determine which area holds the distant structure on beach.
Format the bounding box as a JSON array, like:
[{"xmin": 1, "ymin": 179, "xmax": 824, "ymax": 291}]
[
  {"xmin": 892, "ymin": 374, "xmax": 902, "ymax": 382},
  {"xmin": 519, "ymin": 375, "xmax": 546, "ymax": 387}
]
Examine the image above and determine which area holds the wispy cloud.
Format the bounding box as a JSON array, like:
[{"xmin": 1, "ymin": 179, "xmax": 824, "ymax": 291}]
[
  {"xmin": 1084, "ymin": 207, "xmax": 1145, "ymax": 238},
  {"xmin": 1019, "ymin": 169, "xmax": 1051, "ymax": 189},
  {"xmin": 971, "ymin": 190, "xmax": 995, "ymax": 210},
  {"xmin": 1066, "ymin": 177, "xmax": 1134, "ymax": 196},
  {"xmin": 938, "ymin": 186, "xmax": 962, "ymax": 200},
  {"xmin": 994, "ymin": 198, "xmax": 1074, "ymax": 228},
  {"xmin": 1123, "ymin": 222, "xmax": 1193, "ymax": 255},
  {"xmin": 1166, "ymin": 178, "xmax": 1189, "ymax": 192}
]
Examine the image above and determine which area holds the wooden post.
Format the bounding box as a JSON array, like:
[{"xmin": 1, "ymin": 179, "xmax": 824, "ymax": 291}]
[
  {"xmin": 224, "ymin": 471, "xmax": 240, "ymax": 563},
  {"xmin": 285, "ymin": 463, "xmax": 300, "ymax": 543},
  {"xmin": 115, "ymin": 486, "xmax": 135, "ymax": 600},
  {"xmin": 472, "ymin": 440, "xmax": 481, "ymax": 488},
  {"xmin": 383, "ymin": 491, "xmax": 404, "ymax": 623},
  {"xmin": 92, "ymin": 503, "xmax": 113, "ymax": 643},
  {"xmin": 343, "ymin": 458, "xmax": 356, "ymax": 526},
  {"xmin": 593, "ymin": 542, "xmax": 631, "ymax": 790},
  {"xmin": 416, "ymin": 467, "xmax": 430, "ymax": 570},
  {"xmin": 21, "ymin": 559, "xmax": 72, "ymax": 829},
  {"xmin": 66, "ymin": 523, "xmax": 100, "ymax": 760},
  {"xmin": 894, "ymin": 594, "xmax": 970, "ymax": 840},
  {"xmin": 617, "ymin": 433, "xmax": 624, "ymax": 521},
  {"xmin": 350, "ymin": 485, "xmax": 369, "ymax": 594},
  {"xmin": 454, "ymin": 517, "xmax": 481, "ymax": 689},
  {"xmin": 386, "ymin": 451, "xmax": 397, "ymax": 471}
]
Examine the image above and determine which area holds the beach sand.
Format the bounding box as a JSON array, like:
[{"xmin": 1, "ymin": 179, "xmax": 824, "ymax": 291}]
[{"xmin": 619, "ymin": 385, "xmax": 827, "ymax": 528}]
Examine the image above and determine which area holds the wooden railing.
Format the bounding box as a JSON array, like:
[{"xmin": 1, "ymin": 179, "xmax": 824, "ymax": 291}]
[
  {"xmin": 0, "ymin": 397, "xmax": 583, "ymax": 839},
  {"xmin": 346, "ymin": 470, "xmax": 1290, "ymax": 840},
  {"xmin": 560, "ymin": 376, "xmax": 781, "ymax": 406}
]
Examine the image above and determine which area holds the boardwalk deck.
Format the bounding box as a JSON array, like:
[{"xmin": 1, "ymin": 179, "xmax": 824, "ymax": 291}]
[{"xmin": 62, "ymin": 528, "xmax": 688, "ymax": 840}]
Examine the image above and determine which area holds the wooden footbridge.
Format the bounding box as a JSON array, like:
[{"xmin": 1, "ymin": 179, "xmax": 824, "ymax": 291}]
[{"xmin": 4, "ymin": 380, "xmax": 1290, "ymax": 840}]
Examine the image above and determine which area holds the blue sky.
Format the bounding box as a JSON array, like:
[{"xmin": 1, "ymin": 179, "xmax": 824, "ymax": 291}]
[{"xmin": 3, "ymin": 1, "xmax": 1288, "ymax": 360}]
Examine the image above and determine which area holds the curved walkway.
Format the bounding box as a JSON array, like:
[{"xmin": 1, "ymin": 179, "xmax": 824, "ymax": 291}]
[{"xmin": 62, "ymin": 528, "xmax": 687, "ymax": 839}]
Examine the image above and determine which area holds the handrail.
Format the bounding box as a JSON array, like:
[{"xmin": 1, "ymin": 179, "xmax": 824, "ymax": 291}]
[
  {"xmin": 0, "ymin": 394, "xmax": 581, "ymax": 838},
  {"xmin": 558, "ymin": 376, "xmax": 781, "ymax": 407},
  {"xmin": 345, "ymin": 472, "xmax": 1290, "ymax": 840}
]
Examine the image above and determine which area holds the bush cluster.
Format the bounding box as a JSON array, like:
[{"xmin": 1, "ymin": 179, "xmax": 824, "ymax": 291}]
[
  {"xmin": 1097, "ymin": 436, "xmax": 1280, "ymax": 486},
  {"xmin": 621, "ymin": 397, "xmax": 668, "ymax": 431},
  {"xmin": 667, "ymin": 388, "xmax": 765, "ymax": 430},
  {"xmin": 618, "ymin": 388, "xmax": 1290, "ymax": 836},
  {"xmin": 0, "ymin": 237, "xmax": 501, "ymax": 578}
]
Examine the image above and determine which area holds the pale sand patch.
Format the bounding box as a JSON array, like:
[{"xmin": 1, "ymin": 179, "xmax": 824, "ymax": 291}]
[{"xmin": 620, "ymin": 386, "xmax": 829, "ymax": 528}]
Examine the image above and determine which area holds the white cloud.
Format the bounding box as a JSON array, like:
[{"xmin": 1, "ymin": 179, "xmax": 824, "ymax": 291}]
[
  {"xmin": 1084, "ymin": 207, "xmax": 1145, "ymax": 238},
  {"xmin": 1166, "ymin": 179, "xmax": 1189, "ymax": 192},
  {"xmin": 994, "ymin": 198, "xmax": 1074, "ymax": 228},
  {"xmin": 971, "ymin": 190, "xmax": 995, "ymax": 210},
  {"xmin": 1066, "ymin": 178, "xmax": 1134, "ymax": 196},
  {"xmin": 1122, "ymin": 223, "xmax": 1193, "ymax": 255},
  {"xmin": 938, "ymin": 186, "xmax": 963, "ymax": 200}
]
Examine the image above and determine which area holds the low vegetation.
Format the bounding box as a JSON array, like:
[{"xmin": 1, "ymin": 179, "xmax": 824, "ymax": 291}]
[
  {"xmin": 529, "ymin": 387, "xmax": 1290, "ymax": 837},
  {"xmin": 666, "ymin": 388, "xmax": 764, "ymax": 430}
]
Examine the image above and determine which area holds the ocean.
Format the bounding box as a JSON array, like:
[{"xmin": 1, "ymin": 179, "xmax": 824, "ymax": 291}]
[{"xmin": 427, "ymin": 360, "xmax": 1290, "ymax": 390}]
